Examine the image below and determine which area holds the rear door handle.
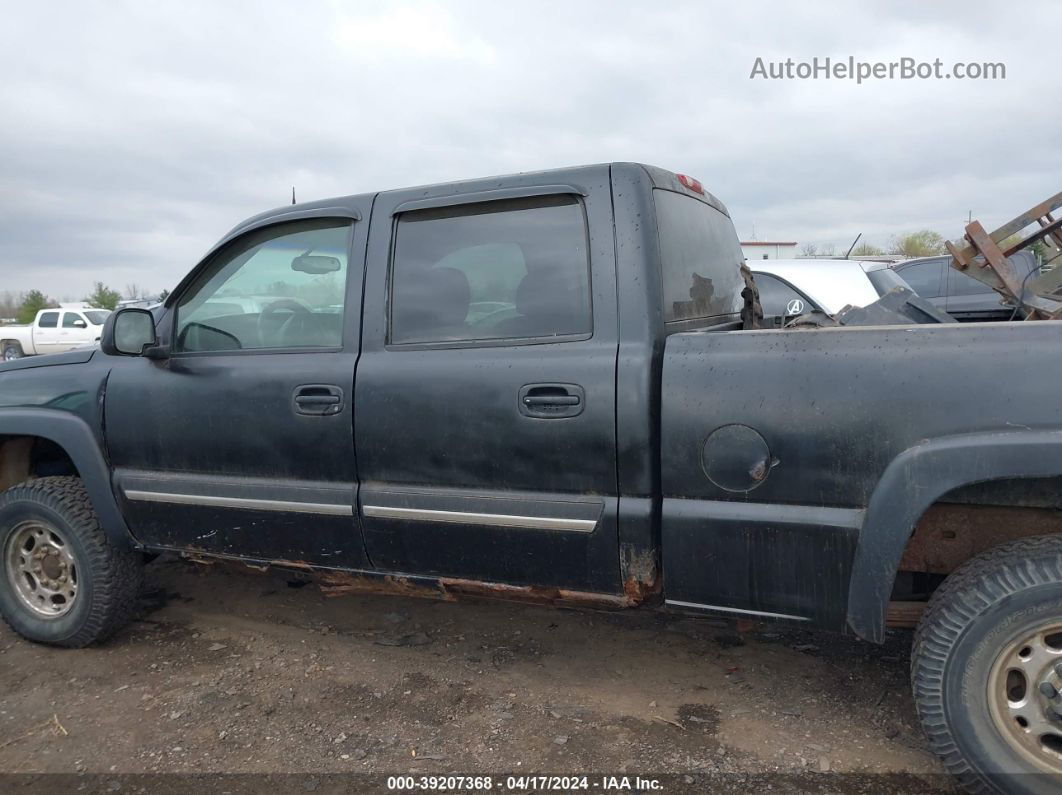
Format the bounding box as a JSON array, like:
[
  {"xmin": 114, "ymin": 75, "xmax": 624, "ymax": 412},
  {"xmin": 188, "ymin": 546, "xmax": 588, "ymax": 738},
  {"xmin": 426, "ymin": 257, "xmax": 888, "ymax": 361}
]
[
  {"xmin": 518, "ymin": 383, "xmax": 585, "ymax": 418},
  {"xmin": 524, "ymin": 395, "xmax": 579, "ymax": 406},
  {"xmin": 294, "ymin": 385, "xmax": 344, "ymax": 416}
]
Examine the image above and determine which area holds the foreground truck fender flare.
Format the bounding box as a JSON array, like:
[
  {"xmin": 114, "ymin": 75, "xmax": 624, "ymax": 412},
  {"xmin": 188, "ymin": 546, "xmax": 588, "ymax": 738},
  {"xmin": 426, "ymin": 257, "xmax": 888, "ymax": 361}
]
[
  {"xmin": 847, "ymin": 429, "xmax": 1062, "ymax": 642},
  {"xmin": 0, "ymin": 408, "xmax": 136, "ymax": 550}
]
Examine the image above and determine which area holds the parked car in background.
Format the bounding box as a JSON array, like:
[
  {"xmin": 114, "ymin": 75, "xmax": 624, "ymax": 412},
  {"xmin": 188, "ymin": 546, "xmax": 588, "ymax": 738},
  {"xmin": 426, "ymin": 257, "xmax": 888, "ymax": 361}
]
[
  {"xmin": 892, "ymin": 251, "xmax": 1040, "ymax": 322},
  {"xmin": 1, "ymin": 305, "xmax": 111, "ymax": 360},
  {"xmin": 750, "ymin": 258, "xmax": 915, "ymax": 317}
]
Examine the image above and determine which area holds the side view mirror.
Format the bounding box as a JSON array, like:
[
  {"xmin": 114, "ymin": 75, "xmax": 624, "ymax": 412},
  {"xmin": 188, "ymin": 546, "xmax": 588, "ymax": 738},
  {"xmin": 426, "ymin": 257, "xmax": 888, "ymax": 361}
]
[
  {"xmin": 101, "ymin": 308, "xmax": 159, "ymax": 357},
  {"xmin": 292, "ymin": 254, "xmax": 341, "ymax": 274},
  {"xmin": 71, "ymin": 319, "xmax": 87, "ymax": 329}
]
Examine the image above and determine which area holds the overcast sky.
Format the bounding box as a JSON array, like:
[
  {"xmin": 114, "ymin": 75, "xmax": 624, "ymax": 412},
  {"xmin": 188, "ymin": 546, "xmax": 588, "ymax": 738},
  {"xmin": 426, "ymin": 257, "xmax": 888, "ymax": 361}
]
[{"xmin": 1, "ymin": 0, "xmax": 1059, "ymax": 299}]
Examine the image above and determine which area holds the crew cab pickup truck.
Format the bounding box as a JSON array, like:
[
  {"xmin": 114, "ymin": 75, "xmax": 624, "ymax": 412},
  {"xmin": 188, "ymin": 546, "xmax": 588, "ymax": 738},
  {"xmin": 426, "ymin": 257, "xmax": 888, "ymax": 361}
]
[
  {"xmin": 1, "ymin": 306, "xmax": 110, "ymax": 360},
  {"xmin": 1, "ymin": 164, "xmax": 1060, "ymax": 793}
]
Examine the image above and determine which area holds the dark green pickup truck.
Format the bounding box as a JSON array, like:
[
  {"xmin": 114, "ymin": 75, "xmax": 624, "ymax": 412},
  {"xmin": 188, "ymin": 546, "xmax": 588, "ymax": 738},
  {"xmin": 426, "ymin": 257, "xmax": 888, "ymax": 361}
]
[{"xmin": 2, "ymin": 164, "xmax": 1061, "ymax": 793}]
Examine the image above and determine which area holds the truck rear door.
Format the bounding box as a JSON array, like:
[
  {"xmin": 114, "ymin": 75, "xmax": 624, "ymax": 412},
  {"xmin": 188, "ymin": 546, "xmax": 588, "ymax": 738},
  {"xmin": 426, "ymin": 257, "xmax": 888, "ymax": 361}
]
[
  {"xmin": 355, "ymin": 168, "xmax": 622, "ymax": 592},
  {"xmin": 32, "ymin": 310, "xmax": 62, "ymax": 353}
]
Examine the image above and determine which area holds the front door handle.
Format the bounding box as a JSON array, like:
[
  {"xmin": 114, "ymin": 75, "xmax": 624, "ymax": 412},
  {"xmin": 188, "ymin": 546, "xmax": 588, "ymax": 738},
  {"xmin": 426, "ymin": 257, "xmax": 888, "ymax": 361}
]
[
  {"xmin": 293, "ymin": 385, "xmax": 344, "ymax": 416},
  {"xmin": 518, "ymin": 384, "xmax": 585, "ymax": 418}
]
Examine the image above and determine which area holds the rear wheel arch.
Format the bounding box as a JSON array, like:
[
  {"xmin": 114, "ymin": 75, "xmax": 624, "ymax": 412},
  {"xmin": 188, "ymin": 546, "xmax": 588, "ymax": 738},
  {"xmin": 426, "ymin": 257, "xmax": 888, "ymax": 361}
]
[
  {"xmin": 0, "ymin": 410, "xmax": 136, "ymax": 551},
  {"xmin": 847, "ymin": 431, "xmax": 1062, "ymax": 642},
  {"xmin": 2, "ymin": 340, "xmax": 25, "ymax": 359}
]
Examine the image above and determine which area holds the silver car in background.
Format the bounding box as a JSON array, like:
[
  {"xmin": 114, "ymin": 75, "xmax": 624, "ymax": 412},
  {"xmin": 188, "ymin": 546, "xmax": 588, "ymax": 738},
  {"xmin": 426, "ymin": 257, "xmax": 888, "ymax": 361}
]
[{"xmin": 750, "ymin": 258, "xmax": 914, "ymax": 317}]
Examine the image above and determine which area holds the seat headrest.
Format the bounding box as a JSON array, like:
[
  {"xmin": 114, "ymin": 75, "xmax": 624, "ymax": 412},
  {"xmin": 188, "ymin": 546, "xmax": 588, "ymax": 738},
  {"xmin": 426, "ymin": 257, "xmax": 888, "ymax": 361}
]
[
  {"xmin": 394, "ymin": 266, "xmax": 471, "ymax": 342},
  {"xmin": 516, "ymin": 270, "xmax": 564, "ymax": 317}
]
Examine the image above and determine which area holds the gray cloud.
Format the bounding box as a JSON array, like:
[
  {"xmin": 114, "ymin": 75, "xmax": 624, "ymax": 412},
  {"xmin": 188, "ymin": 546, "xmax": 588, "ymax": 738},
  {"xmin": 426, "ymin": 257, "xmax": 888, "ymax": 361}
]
[{"xmin": 0, "ymin": 0, "xmax": 1059, "ymax": 298}]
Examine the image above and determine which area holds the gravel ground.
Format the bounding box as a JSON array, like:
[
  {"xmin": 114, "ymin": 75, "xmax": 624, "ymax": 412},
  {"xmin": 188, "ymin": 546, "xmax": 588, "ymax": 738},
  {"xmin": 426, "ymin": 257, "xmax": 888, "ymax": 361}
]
[{"xmin": 0, "ymin": 557, "xmax": 955, "ymax": 793}]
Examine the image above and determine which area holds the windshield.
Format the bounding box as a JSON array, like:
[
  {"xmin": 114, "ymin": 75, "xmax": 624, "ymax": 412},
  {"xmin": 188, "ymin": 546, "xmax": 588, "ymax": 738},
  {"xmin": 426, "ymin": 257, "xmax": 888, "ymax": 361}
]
[{"xmin": 83, "ymin": 310, "xmax": 111, "ymax": 325}]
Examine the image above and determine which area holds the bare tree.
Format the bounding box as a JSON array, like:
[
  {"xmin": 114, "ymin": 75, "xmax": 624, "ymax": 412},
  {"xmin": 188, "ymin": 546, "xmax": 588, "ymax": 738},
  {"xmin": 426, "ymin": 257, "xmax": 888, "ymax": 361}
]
[
  {"xmin": 800, "ymin": 243, "xmax": 818, "ymax": 257},
  {"xmin": 0, "ymin": 291, "xmax": 21, "ymax": 321}
]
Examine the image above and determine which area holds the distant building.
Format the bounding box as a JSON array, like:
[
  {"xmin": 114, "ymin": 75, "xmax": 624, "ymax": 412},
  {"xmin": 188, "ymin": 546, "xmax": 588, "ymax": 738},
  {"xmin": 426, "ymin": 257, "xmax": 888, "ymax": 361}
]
[{"xmin": 741, "ymin": 241, "xmax": 798, "ymax": 260}]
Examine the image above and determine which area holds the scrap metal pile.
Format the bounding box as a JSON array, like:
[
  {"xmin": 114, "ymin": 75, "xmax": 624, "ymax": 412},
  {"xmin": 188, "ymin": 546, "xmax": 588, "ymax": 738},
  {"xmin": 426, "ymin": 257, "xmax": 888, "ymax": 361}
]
[{"xmin": 946, "ymin": 191, "xmax": 1062, "ymax": 320}]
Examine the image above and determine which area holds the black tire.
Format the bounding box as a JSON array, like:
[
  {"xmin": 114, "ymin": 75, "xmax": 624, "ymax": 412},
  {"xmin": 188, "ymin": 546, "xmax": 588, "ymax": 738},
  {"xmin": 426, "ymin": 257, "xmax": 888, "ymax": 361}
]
[
  {"xmin": 912, "ymin": 535, "xmax": 1062, "ymax": 794},
  {"xmin": 0, "ymin": 476, "xmax": 143, "ymax": 647},
  {"xmin": 2, "ymin": 343, "xmax": 24, "ymax": 361}
]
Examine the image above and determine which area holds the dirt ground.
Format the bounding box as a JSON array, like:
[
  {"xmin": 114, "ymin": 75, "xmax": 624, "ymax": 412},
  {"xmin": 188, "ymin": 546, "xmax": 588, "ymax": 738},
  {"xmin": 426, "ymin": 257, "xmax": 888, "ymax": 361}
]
[{"xmin": 0, "ymin": 557, "xmax": 955, "ymax": 793}]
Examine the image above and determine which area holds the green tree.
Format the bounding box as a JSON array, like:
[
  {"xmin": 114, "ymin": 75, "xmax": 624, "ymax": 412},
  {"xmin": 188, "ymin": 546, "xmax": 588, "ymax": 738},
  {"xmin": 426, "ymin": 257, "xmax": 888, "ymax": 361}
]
[
  {"xmin": 890, "ymin": 230, "xmax": 947, "ymax": 258},
  {"xmin": 158, "ymin": 288, "xmax": 171, "ymax": 302},
  {"xmin": 1000, "ymin": 233, "xmax": 1049, "ymax": 264},
  {"xmin": 850, "ymin": 242, "xmax": 885, "ymax": 257},
  {"xmin": 16, "ymin": 290, "xmax": 54, "ymax": 324},
  {"xmin": 85, "ymin": 281, "xmax": 121, "ymax": 310}
]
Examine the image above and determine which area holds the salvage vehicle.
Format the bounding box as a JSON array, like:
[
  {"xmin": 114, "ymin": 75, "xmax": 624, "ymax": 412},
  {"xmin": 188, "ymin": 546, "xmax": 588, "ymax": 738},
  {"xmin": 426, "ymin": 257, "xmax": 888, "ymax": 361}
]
[
  {"xmin": 1, "ymin": 305, "xmax": 111, "ymax": 360},
  {"xmin": 0, "ymin": 164, "xmax": 1060, "ymax": 793},
  {"xmin": 750, "ymin": 258, "xmax": 915, "ymax": 318},
  {"xmin": 894, "ymin": 251, "xmax": 1041, "ymax": 322}
]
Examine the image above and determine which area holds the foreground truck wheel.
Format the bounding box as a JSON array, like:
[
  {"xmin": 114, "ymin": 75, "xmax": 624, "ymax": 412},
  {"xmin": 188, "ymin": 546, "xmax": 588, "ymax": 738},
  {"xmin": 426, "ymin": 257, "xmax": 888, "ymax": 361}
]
[
  {"xmin": 912, "ymin": 536, "xmax": 1062, "ymax": 794},
  {"xmin": 0, "ymin": 476, "xmax": 142, "ymax": 647}
]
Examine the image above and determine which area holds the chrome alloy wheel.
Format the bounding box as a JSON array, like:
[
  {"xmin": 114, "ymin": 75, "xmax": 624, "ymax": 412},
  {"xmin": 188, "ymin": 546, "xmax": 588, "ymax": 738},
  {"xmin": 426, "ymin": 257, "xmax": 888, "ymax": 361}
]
[{"xmin": 4, "ymin": 519, "xmax": 79, "ymax": 618}]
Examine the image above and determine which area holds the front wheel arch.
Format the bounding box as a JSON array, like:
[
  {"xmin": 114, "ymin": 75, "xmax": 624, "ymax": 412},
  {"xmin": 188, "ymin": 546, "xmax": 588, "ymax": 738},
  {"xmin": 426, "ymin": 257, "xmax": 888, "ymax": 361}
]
[{"xmin": 0, "ymin": 409, "xmax": 136, "ymax": 551}]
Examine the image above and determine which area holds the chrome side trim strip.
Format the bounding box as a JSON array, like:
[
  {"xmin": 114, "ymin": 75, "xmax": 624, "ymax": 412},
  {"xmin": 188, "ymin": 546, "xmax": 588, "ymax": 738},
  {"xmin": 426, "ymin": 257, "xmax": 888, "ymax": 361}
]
[
  {"xmin": 665, "ymin": 599, "xmax": 811, "ymax": 622},
  {"xmin": 678, "ymin": 499, "xmax": 865, "ymax": 530},
  {"xmin": 124, "ymin": 490, "xmax": 353, "ymax": 516},
  {"xmin": 362, "ymin": 505, "xmax": 596, "ymax": 532}
]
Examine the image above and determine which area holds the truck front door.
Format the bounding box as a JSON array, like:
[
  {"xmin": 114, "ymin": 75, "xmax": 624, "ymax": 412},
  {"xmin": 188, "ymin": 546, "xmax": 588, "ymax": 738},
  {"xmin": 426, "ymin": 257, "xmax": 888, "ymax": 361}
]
[
  {"xmin": 103, "ymin": 208, "xmax": 371, "ymax": 567},
  {"xmin": 56, "ymin": 311, "xmax": 90, "ymax": 353},
  {"xmin": 355, "ymin": 174, "xmax": 621, "ymax": 592}
]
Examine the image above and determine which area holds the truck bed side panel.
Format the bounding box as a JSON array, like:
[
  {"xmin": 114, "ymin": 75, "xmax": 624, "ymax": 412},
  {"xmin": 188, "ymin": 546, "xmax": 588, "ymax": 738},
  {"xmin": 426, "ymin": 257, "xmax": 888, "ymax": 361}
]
[{"xmin": 660, "ymin": 321, "xmax": 1062, "ymax": 628}]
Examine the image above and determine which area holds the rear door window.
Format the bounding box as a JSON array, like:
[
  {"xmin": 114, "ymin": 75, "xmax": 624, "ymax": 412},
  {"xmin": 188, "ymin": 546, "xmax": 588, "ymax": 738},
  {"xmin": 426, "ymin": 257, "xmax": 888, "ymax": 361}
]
[
  {"xmin": 946, "ymin": 264, "xmax": 992, "ymax": 296},
  {"xmin": 38, "ymin": 311, "xmax": 59, "ymax": 328},
  {"xmin": 896, "ymin": 260, "xmax": 944, "ymax": 298},
  {"xmin": 654, "ymin": 190, "xmax": 745, "ymax": 324},
  {"xmin": 389, "ymin": 195, "xmax": 591, "ymax": 345}
]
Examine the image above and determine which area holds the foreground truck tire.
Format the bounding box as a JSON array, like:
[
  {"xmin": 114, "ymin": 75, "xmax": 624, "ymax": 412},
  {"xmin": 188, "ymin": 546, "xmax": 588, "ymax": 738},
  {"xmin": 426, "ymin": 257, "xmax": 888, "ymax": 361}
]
[
  {"xmin": 912, "ymin": 536, "xmax": 1062, "ymax": 794},
  {"xmin": 0, "ymin": 476, "xmax": 142, "ymax": 647}
]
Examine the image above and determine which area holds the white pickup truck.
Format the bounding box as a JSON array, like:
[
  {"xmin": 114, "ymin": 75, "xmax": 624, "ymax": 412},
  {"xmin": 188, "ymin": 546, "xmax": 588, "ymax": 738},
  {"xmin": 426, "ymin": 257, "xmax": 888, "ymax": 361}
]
[{"xmin": 1, "ymin": 305, "xmax": 111, "ymax": 360}]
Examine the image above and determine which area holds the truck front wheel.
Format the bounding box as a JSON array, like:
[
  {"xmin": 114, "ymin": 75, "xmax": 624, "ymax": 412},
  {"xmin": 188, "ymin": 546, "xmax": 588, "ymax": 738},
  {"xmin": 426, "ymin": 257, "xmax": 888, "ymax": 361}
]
[
  {"xmin": 2, "ymin": 343, "xmax": 24, "ymax": 361},
  {"xmin": 912, "ymin": 535, "xmax": 1062, "ymax": 794},
  {"xmin": 0, "ymin": 476, "xmax": 143, "ymax": 647}
]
